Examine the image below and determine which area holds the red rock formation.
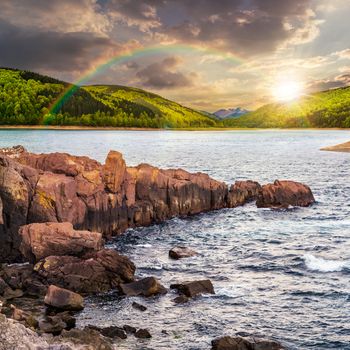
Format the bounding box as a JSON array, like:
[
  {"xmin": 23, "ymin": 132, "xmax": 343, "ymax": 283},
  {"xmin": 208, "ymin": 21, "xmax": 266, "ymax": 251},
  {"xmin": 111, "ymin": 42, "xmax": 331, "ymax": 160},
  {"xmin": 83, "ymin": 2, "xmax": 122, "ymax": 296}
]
[
  {"xmin": 256, "ymin": 180, "xmax": 315, "ymax": 208},
  {"xmin": 34, "ymin": 249, "xmax": 135, "ymax": 294},
  {"xmin": 0, "ymin": 146, "xmax": 315, "ymax": 263},
  {"xmin": 227, "ymin": 180, "xmax": 262, "ymax": 207},
  {"xmin": 19, "ymin": 222, "xmax": 103, "ymax": 263}
]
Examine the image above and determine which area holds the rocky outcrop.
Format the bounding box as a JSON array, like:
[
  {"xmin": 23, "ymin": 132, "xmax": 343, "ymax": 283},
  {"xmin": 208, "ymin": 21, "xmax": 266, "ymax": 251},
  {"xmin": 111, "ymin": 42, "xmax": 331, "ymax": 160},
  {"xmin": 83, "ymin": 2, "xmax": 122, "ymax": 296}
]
[
  {"xmin": 44, "ymin": 285, "xmax": 84, "ymax": 311},
  {"xmin": 211, "ymin": 336, "xmax": 285, "ymax": 350},
  {"xmin": 256, "ymin": 180, "xmax": 315, "ymax": 208},
  {"xmin": 0, "ymin": 146, "xmax": 315, "ymax": 263},
  {"xmin": 19, "ymin": 222, "xmax": 103, "ymax": 263}
]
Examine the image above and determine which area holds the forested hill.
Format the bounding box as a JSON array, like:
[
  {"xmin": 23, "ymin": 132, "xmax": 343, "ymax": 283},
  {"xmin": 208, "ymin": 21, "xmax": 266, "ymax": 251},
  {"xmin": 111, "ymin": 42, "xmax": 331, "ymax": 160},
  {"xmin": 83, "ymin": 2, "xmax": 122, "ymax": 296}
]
[
  {"xmin": 0, "ymin": 68, "xmax": 218, "ymax": 128},
  {"xmin": 223, "ymin": 86, "xmax": 350, "ymax": 128}
]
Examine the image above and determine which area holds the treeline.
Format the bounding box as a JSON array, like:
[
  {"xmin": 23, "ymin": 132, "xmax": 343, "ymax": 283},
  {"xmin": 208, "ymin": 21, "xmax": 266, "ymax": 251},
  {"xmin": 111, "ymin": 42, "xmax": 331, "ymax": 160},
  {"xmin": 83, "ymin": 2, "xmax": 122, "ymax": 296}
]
[
  {"xmin": 0, "ymin": 68, "xmax": 218, "ymax": 128},
  {"xmin": 225, "ymin": 87, "xmax": 350, "ymax": 128}
]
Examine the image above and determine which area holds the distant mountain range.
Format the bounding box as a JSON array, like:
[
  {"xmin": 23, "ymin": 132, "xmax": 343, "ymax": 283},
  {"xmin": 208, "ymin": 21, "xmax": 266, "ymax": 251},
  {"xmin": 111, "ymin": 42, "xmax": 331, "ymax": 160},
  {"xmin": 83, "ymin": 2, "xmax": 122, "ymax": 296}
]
[{"xmin": 213, "ymin": 107, "xmax": 250, "ymax": 119}]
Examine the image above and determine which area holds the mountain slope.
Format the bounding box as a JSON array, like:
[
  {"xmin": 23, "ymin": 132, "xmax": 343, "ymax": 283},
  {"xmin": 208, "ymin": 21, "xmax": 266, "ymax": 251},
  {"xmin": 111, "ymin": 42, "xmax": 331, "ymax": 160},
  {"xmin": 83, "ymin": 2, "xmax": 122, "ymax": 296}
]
[
  {"xmin": 224, "ymin": 86, "xmax": 350, "ymax": 128},
  {"xmin": 0, "ymin": 68, "xmax": 218, "ymax": 128}
]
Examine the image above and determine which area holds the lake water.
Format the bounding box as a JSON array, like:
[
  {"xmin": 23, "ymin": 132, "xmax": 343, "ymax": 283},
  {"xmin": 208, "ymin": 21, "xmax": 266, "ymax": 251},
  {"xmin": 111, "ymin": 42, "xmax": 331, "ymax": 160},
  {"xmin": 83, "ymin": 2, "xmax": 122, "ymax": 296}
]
[{"xmin": 1, "ymin": 129, "xmax": 350, "ymax": 349}]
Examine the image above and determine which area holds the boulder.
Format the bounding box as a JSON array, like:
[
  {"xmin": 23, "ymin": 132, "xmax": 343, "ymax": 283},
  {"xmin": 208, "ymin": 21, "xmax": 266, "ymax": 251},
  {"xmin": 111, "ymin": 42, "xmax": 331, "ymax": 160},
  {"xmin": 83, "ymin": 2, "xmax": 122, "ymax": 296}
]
[
  {"xmin": 89, "ymin": 325, "xmax": 127, "ymax": 339},
  {"xmin": 38, "ymin": 316, "xmax": 67, "ymax": 335},
  {"xmin": 169, "ymin": 246, "xmax": 198, "ymax": 259},
  {"xmin": 211, "ymin": 336, "xmax": 285, "ymax": 350},
  {"xmin": 256, "ymin": 180, "xmax": 315, "ymax": 208},
  {"xmin": 44, "ymin": 285, "xmax": 84, "ymax": 311},
  {"xmin": 19, "ymin": 222, "xmax": 103, "ymax": 263},
  {"xmin": 35, "ymin": 249, "xmax": 135, "ymax": 294},
  {"xmin": 135, "ymin": 328, "xmax": 152, "ymax": 339},
  {"xmin": 60, "ymin": 327, "xmax": 113, "ymax": 350},
  {"xmin": 170, "ymin": 280, "xmax": 215, "ymax": 297},
  {"xmin": 173, "ymin": 295, "xmax": 189, "ymax": 304},
  {"xmin": 120, "ymin": 277, "xmax": 167, "ymax": 297},
  {"xmin": 123, "ymin": 325, "xmax": 137, "ymax": 334},
  {"xmin": 227, "ymin": 181, "xmax": 262, "ymax": 208}
]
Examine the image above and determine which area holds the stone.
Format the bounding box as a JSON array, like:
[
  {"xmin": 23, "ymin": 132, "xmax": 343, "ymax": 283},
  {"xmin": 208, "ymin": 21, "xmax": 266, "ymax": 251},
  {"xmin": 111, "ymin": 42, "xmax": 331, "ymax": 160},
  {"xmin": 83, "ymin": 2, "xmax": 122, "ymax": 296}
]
[
  {"xmin": 173, "ymin": 295, "xmax": 189, "ymax": 304},
  {"xmin": 256, "ymin": 180, "xmax": 315, "ymax": 208},
  {"xmin": 38, "ymin": 316, "xmax": 67, "ymax": 335},
  {"xmin": 3, "ymin": 288, "xmax": 24, "ymax": 300},
  {"xmin": 169, "ymin": 246, "xmax": 198, "ymax": 259},
  {"xmin": 120, "ymin": 277, "xmax": 167, "ymax": 297},
  {"xmin": 19, "ymin": 222, "xmax": 103, "ymax": 263},
  {"xmin": 227, "ymin": 181, "xmax": 262, "ymax": 208},
  {"xmin": 123, "ymin": 325, "xmax": 137, "ymax": 334},
  {"xmin": 132, "ymin": 301, "xmax": 147, "ymax": 311},
  {"xmin": 44, "ymin": 285, "xmax": 84, "ymax": 311},
  {"xmin": 135, "ymin": 328, "xmax": 152, "ymax": 339},
  {"xmin": 211, "ymin": 336, "xmax": 285, "ymax": 350},
  {"xmin": 92, "ymin": 325, "xmax": 128, "ymax": 339},
  {"xmin": 60, "ymin": 327, "xmax": 113, "ymax": 350},
  {"xmin": 170, "ymin": 280, "xmax": 215, "ymax": 297},
  {"xmin": 35, "ymin": 249, "xmax": 135, "ymax": 294},
  {"xmin": 102, "ymin": 150, "xmax": 127, "ymax": 193}
]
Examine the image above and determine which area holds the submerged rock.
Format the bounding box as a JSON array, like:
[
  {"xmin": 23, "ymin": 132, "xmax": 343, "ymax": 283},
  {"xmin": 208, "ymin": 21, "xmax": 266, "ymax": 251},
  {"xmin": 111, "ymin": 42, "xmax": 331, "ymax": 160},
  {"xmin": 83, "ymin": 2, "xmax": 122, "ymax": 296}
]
[
  {"xmin": 120, "ymin": 277, "xmax": 167, "ymax": 297},
  {"xmin": 132, "ymin": 301, "xmax": 147, "ymax": 311},
  {"xmin": 169, "ymin": 246, "xmax": 198, "ymax": 259},
  {"xmin": 19, "ymin": 222, "xmax": 104, "ymax": 263},
  {"xmin": 256, "ymin": 180, "xmax": 315, "ymax": 208},
  {"xmin": 211, "ymin": 335, "xmax": 285, "ymax": 350},
  {"xmin": 44, "ymin": 285, "xmax": 84, "ymax": 311},
  {"xmin": 170, "ymin": 280, "xmax": 215, "ymax": 298}
]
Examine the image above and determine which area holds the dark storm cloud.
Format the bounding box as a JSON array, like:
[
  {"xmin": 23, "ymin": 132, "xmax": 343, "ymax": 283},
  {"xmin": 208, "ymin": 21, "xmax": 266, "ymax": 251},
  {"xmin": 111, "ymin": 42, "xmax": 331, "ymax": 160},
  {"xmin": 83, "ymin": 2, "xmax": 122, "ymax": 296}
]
[
  {"xmin": 136, "ymin": 56, "xmax": 194, "ymax": 89},
  {"xmin": 107, "ymin": 0, "xmax": 315, "ymax": 55},
  {"xmin": 0, "ymin": 19, "xmax": 114, "ymax": 72}
]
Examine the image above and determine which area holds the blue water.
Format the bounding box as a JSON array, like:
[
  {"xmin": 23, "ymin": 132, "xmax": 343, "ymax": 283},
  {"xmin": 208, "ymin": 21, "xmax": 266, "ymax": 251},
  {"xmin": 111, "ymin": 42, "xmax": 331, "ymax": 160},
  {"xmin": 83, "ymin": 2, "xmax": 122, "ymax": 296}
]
[{"xmin": 1, "ymin": 129, "xmax": 350, "ymax": 349}]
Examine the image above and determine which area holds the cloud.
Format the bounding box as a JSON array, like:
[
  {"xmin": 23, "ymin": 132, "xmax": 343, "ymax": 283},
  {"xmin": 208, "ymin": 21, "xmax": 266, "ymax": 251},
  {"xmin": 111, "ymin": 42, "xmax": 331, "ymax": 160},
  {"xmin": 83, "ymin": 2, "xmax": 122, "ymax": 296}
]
[
  {"xmin": 0, "ymin": 0, "xmax": 111, "ymax": 35},
  {"xmin": 335, "ymin": 49, "xmax": 350, "ymax": 59},
  {"xmin": 0, "ymin": 19, "xmax": 117, "ymax": 74},
  {"xmin": 135, "ymin": 56, "xmax": 196, "ymax": 89},
  {"xmin": 105, "ymin": 0, "xmax": 321, "ymax": 56},
  {"xmin": 307, "ymin": 73, "xmax": 350, "ymax": 92}
]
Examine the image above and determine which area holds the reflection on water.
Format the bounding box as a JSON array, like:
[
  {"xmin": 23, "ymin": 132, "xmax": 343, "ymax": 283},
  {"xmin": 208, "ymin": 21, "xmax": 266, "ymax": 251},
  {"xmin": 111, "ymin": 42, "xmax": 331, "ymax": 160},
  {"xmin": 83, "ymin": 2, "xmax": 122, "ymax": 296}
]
[{"xmin": 1, "ymin": 129, "xmax": 349, "ymax": 349}]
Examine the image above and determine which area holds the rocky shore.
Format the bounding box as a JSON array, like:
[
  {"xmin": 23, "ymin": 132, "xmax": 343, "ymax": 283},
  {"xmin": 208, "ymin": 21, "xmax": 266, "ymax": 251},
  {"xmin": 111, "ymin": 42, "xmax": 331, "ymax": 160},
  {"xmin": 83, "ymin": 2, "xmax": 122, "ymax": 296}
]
[{"xmin": 0, "ymin": 145, "xmax": 315, "ymax": 349}]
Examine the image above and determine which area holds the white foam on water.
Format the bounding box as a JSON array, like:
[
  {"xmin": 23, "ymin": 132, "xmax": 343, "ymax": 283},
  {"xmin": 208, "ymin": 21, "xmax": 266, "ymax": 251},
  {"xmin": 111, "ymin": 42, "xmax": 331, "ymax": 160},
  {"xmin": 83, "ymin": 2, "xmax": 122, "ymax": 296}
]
[
  {"xmin": 135, "ymin": 243, "xmax": 153, "ymax": 248},
  {"xmin": 303, "ymin": 254, "xmax": 350, "ymax": 272}
]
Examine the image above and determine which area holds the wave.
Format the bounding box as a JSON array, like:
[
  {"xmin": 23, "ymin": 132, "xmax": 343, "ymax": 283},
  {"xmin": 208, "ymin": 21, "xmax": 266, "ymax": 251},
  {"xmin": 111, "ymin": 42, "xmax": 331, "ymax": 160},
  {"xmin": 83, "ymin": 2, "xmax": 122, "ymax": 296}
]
[{"xmin": 303, "ymin": 254, "xmax": 350, "ymax": 272}]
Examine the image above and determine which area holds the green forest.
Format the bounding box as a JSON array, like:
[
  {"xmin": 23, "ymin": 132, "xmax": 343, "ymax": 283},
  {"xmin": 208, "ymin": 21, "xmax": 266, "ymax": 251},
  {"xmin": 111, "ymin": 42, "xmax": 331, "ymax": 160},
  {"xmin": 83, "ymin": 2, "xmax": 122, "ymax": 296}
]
[
  {"xmin": 224, "ymin": 87, "xmax": 350, "ymax": 128},
  {"xmin": 0, "ymin": 68, "xmax": 217, "ymax": 128},
  {"xmin": 0, "ymin": 67, "xmax": 349, "ymax": 128}
]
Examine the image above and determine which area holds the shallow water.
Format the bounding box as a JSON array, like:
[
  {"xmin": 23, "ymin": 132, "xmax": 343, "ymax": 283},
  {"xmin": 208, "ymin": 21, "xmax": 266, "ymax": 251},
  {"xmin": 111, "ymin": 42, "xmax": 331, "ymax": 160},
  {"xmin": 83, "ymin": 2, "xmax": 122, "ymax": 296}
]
[{"xmin": 1, "ymin": 129, "xmax": 350, "ymax": 349}]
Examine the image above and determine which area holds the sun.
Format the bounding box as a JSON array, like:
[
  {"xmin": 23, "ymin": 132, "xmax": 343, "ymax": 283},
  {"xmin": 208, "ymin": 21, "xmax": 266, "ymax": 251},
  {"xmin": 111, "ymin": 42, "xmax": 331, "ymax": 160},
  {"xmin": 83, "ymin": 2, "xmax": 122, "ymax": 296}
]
[{"xmin": 272, "ymin": 80, "xmax": 303, "ymax": 102}]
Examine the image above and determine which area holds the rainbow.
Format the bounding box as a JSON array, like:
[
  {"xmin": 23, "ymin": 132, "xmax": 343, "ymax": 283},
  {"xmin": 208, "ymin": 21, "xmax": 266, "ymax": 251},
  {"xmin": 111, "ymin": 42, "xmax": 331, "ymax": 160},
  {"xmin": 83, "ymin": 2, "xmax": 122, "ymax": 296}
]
[{"xmin": 49, "ymin": 44, "xmax": 243, "ymax": 114}]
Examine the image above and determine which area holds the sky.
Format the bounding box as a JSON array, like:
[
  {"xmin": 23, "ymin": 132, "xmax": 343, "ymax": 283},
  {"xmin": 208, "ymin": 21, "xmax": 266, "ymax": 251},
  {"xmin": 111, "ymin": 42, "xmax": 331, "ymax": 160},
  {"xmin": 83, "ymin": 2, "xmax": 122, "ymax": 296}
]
[{"xmin": 0, "ymin": 0, "xmax": 349, "ymax": 111}]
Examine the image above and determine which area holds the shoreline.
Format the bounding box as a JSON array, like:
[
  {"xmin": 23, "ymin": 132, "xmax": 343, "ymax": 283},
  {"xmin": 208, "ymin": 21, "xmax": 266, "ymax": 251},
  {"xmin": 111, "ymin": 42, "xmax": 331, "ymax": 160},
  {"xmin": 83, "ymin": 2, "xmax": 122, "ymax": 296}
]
[{"xmin": 0, "ymin": 125, "xmax": 349, "ymax": 131}]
